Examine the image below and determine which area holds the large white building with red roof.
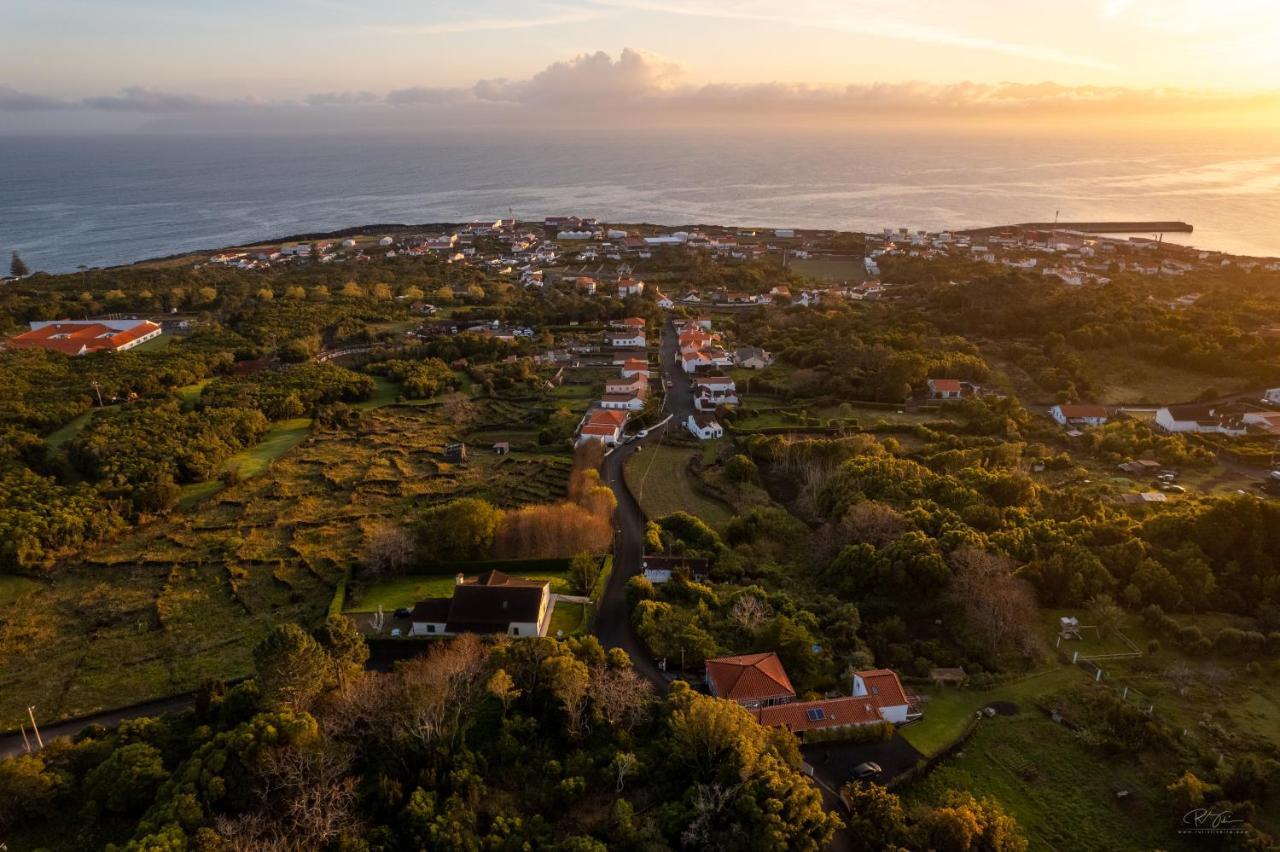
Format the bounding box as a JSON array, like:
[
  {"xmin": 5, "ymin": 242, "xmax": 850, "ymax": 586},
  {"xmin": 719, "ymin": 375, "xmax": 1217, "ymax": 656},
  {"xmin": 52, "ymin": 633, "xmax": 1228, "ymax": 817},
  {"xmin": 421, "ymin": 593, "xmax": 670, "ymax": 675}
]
[{"xmin": 9, "ymin": 319, "xmax": 161, "ymax": 356}]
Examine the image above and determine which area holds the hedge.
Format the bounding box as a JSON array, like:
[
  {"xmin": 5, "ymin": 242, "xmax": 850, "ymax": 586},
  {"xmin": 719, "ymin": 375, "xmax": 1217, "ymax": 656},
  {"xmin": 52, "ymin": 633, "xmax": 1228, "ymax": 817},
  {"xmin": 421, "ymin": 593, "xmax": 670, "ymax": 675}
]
[{"xmin": 406, "ymin": 556, "xmax": 574, "ymax": 576}]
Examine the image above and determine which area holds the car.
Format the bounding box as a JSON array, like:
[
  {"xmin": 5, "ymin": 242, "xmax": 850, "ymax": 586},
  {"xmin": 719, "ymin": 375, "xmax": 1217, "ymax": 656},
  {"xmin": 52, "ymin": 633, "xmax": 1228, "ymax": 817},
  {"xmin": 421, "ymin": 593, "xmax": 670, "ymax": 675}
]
[
  {"xmin": 637, "ymin": 428, "xmax": 649, "ymax": 438},
  {"xmin": 850, "ymin": 762, "xmax": 883, "ymax": 781},
  {"xmin": 1156, "ymin": 473, "xmax": 1177, "ymax": 483},
  {"xmin": 1160, "ymin": 484, "xmax": 1186, "ymax": 494},
  {"xmin": 390, "ymin": 628, "xmax": 403, "ymax": 638},
  {"xmin": 394, "ymin": 607, "xmax": 412, "ymax": 619}
]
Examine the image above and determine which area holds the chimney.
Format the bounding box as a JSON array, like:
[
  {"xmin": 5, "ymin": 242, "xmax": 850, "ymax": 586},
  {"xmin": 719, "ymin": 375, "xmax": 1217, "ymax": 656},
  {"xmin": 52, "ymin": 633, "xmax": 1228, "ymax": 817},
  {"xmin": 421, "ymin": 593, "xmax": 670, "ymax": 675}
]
[{"xmin": 455, "ymin": 573, "xmax": 465, "ymax": 585}]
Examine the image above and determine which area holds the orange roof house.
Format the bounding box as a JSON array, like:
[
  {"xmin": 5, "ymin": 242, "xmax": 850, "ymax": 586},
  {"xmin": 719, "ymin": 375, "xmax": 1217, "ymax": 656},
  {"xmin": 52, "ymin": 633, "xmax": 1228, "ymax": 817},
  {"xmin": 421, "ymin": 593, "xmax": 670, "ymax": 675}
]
[
  {"xmin": 753, "ymin": 696, "xmax": 884, "ymax": 734},
  {"xmin": 705, "ymin": 652, "xmax": 796, "ymax": 708},
  {"xmin": 9, "ymin": 319, "xmax": 162, "ymax": 356}
]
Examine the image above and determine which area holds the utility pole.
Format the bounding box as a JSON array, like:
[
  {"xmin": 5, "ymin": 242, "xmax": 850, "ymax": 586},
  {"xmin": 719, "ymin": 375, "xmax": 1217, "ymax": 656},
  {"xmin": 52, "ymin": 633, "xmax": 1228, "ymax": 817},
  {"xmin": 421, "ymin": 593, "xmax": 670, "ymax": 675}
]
[
  {"xmin": 19, "ymin": 722, "xmax": 31, "ymax": 753},
  {"xmin": 27, "ymin": 705, "xmax": 43, "ymax": 750},
  {"xmin": 91, "ymin": 379, "xmax": 104, "ymax": 407}
]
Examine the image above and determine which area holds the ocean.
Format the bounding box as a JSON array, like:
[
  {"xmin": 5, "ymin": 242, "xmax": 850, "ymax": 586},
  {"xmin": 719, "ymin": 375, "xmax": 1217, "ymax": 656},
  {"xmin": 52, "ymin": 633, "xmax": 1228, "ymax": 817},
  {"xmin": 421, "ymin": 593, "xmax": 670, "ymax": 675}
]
[{"xmin": 3, "ymin": 127, "xmax": 1280, "ymax": 274}]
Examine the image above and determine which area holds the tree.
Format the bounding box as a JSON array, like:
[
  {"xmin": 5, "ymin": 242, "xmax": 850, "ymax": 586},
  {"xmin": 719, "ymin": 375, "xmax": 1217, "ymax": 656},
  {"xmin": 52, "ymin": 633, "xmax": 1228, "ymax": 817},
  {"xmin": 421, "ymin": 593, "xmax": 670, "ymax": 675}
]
[
  {"xmin": 317, "ymin": 614, "xmax": 369, "ymax": 692},
  {"xmin": 1088, "ymin": 593, "xmax": 1125, "ymax": 639},
  {"xmin": 362, "ymin": 522, "xmax": 416, "ymax": 576},
  {"xmin": 84, "ymin": 742, "xmax": 169, "ymax": 815},
  {"xmin": 729, "ymin": 594, "xmax": 771, "ymax": 635},
  {"xmin": 417, "ymin": 497, "xmax": 500, "ymax": 561},
  {"xmin": 254, "ymin": 623, "xmax": 333, "ymax": 711},
  {"xmin": 916, "ymin": 791, "xmax": 1027, "ymax": 852},
  {"xmin": 841, "ymin": 783, "xmax": 910, "ymax": 852},
  {"xmin": 948, "ymin": 548, "xmax": 1040, "ymax": 663},
  {"xmin": 10, "ymin": 251, "xmax": 29, "ymax": 277},
  {"xmin": 612, "ymin": 752, "xmax": 639, "ymax": 792},
  {"xmin": 542, "ymin": 652, "xmax": 592, "ymax": 738},
  {"xmin": 0, "ymin": 754, "xmax": 63, "ymax": 832},
  {"xmin": 570, "ymin": 551, "xmax": 600, "ymax": 595},
  {"xmin": 486, "ymin": 668, "xmax": 521, "ymax": 715}
]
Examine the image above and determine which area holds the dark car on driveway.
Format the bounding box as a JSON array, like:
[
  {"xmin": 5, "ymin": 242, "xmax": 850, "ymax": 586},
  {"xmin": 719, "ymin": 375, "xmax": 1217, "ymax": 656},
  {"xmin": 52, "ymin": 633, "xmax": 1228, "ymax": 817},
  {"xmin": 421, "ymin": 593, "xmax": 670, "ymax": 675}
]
[{"xmin": 394, "ymin": 607, "xmax": 412, "ymax": 619}]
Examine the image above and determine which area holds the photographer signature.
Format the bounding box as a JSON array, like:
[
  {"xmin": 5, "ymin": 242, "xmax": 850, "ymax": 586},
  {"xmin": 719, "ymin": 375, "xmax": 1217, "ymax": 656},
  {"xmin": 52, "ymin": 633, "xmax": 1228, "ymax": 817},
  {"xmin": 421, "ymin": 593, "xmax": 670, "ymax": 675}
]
[{"xmin": 1182, "ymin": 808, "xmax": 1244, "ymax": 832}]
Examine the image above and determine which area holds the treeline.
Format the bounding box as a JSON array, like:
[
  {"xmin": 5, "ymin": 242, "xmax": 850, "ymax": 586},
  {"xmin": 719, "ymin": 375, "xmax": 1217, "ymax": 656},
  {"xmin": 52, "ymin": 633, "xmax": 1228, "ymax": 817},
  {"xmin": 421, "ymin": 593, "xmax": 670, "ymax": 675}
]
[
  {"xmin": 0, "ymin": 627, "xmax": 855, "ymax": 851},
  {"xmin": 199, "ymin": 363, "xmax": 375, "ymax": 420}
]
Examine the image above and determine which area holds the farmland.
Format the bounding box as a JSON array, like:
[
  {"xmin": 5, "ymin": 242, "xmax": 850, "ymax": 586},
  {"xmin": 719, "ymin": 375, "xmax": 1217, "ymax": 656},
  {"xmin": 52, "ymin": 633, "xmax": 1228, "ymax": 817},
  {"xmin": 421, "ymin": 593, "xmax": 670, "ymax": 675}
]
[
  {"xmin": 0, "ymin": 397, "xmax": 574, "ymax": 729},
  {"xmin": 623, "ymin": 443, "xmax": 734, "ymax": 529}
]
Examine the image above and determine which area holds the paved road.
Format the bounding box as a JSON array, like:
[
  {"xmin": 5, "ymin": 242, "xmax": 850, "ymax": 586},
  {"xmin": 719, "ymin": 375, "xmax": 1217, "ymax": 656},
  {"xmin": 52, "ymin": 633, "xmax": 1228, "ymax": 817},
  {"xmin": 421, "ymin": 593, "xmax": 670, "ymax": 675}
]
[
  {"xmin": 592, "ymin": 320, "xmax": 694, "ymax": 691},
  {"xmin": 0, "ymin": 692, "xmax": 200, "ymax": 759}
]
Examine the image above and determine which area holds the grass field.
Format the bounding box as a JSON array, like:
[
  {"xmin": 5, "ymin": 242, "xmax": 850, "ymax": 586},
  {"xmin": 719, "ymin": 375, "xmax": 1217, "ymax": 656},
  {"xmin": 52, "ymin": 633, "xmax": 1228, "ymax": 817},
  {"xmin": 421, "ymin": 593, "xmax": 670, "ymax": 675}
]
[
  {"xmin": 549, "ymin": 601, "xmax": 586, "ymax": 636},
  {"xmin": 178, "ymin": 417, "xmax": 313, "ymax": 508},
  {"xmin": 44, "ymin": 410, "xmax": 96, "ymax": 449},
  {"xmin": 175, "ymin": 379, "xmax": 211, "ymax": 410},
  {"xmin": 901, "ymin": 666, "xmax": 1083, "ymax": 757},
  {"xmin": 789, "ymin": 256, "xmax": 866, "ymax": 283},
  {"xmin": 903, "ymin": 710, "xmax": 1190, "ymax": 851},
  {"xmin": 130, "ymin": 334, "xmax": 173, "ymax": 353},
  {"xmin": 1082, "ymin": 349, "xmax": 1244, "ymax": 405},
  {"xmin": 624, "ymin": 444, "xmax": 734, "ymax": 529},
  {"xmin": 346, "ymin": 571, "xmax": 574, "ymax": 612}
]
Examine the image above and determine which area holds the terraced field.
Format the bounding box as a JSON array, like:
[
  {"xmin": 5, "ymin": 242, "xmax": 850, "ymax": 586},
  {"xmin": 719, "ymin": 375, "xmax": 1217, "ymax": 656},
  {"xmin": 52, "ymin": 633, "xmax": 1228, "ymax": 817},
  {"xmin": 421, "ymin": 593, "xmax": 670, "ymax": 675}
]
[{"xmin": 0, "ymin": 400, "xmax": 575, "ymax": 729}]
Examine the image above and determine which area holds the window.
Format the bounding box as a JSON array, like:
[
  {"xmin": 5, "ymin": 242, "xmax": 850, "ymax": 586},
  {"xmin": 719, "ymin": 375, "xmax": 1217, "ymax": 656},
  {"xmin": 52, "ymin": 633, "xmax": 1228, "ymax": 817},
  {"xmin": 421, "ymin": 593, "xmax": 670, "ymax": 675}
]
[
  {"xmin": 871, "ymin": 686, "xmax": 879, "ymax": 695},
  {"xmin": 426, "ymin": 625, "xmax": 436, "ymax": 634},
  {"xmin": 805, "ymin": 708, "xmax": 825, "ymax": 722},
  {"xmin": 511, "ymin": 627, "xmax": 520, "ymax": 636}
]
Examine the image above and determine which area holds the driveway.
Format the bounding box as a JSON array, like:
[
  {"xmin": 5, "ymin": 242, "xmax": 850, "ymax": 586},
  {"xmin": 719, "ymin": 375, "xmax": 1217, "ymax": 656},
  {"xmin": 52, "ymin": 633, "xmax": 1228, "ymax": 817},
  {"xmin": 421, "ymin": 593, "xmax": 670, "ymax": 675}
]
[{"xmin": 802, "ymin": 733, "xmax": 924, "ymax": 795}]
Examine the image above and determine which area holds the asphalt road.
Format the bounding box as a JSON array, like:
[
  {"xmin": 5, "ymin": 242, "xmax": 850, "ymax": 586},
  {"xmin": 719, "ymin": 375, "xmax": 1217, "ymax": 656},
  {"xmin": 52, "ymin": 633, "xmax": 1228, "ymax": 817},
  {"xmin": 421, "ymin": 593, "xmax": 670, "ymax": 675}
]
[
  {"xmin": 592, "ymin": 319, "xmax": 693, "ymax": 692},
  {"xmin": 0, "ymin": 692, "xmax": 199, "ymax": 759}
]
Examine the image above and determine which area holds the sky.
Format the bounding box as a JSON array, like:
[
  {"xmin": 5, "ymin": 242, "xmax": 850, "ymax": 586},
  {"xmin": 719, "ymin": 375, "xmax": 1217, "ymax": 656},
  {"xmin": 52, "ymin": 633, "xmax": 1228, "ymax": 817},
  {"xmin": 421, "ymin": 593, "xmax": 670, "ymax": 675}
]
[{"xmin": 2, "ymin": 0, "xmax": 1280, "ymax": 131}]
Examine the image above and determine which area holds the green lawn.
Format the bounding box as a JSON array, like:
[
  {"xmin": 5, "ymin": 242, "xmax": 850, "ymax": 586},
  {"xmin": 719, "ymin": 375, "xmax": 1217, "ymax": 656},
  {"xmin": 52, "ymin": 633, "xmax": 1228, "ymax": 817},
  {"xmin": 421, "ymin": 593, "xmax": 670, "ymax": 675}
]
[
  {"xmin": 1081, "ymin": 348, "xmax": 1245, "ymax": 405},
  {"xmin": 174, "ymin": 379, "xmax": 211, "ymax": 410},
  {"xmin": 624, "ymin": 444, "xmax": 734, "ymax": 529},
  {"xmin": 549, "ymin": 601, "xmax": 586, "ymax": 636},
  {"xmin": 789, "ymin": 256, "xmax": 867, "ymax": 283},
  {"xmin": 45, "ymin": 409, "xmax": 97, "ymax": 449},
  {"xmin": 130, "ymin": 334, "xmax": 173, "ymax": 353},
  {"xmin": 903, "ymin": 710, "xmax": 1191, "ymax": 851},
  {"xmin": 347, "ymin": 571, "xmax": 574, "ymax": 612},
  {"xmin": 901, "ymin": 666, "xmax": 1083, "ymax": 757},
  {"xmin": 355, "ymin": 376, "xmax": 402, "ymax": 410}
]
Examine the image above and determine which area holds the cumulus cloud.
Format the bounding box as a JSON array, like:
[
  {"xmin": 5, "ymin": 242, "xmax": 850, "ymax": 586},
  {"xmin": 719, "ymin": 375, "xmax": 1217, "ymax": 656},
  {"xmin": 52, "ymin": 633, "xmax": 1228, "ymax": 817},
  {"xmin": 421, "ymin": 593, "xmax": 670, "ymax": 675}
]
[
  {"xmin": 473, "ymin": 48, "xmax": 682, "ymax": 104},
  {"xmin": 0, "ymin": 86, "xmax": 74, "ymax": 111}
]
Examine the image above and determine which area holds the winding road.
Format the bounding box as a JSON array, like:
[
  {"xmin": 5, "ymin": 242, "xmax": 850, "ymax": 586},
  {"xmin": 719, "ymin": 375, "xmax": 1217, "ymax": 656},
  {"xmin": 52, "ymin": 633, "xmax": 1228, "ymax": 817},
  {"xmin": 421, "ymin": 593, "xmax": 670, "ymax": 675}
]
[{"xmin": 593, "ymin": 318, "xmax": 694, "ymax": 690}]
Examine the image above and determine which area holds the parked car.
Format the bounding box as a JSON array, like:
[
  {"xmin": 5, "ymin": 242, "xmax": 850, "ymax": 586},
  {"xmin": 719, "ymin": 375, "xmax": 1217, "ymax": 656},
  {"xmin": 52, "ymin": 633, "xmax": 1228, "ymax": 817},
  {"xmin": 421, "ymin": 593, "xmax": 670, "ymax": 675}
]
[
  {"xmin": 394, "ymin": 607, "xmax": 412, "ymax": 619},
  {"xmin": 850, "ymin": 762, "xmax": 883, "ymax": 782},
  {"xmin": 390, "ymin": 628, "xmax": 403, "ymax": 638},
  {"xmin": 1160, "ymin": 484, "xmax": 1187, "ymax": 494},
  {"xmin": 637, "ymin": 428, "xmax": 649, "ymax": 438}
]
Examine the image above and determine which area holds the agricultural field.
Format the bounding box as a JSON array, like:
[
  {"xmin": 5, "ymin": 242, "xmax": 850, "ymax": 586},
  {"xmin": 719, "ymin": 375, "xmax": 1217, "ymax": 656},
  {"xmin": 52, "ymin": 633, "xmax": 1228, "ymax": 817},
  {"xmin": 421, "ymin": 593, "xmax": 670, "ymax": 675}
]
[
  {"xmin": 787, "ymin": 256, "xmax": 867, "ymax": 283},
  {"xmin": 1082, "ymin": 349, "xmax": 1246, "ymax": 405},
  {"xmin": 0, "ymin": 397, "xmax": 573, "ymax": 729},
  {"xmin": 623, "ymin": 443, "xmax": 734, "ymax": 529},
  {"xmin": 903, "ymin": 710, "xmax": 1190, "ymax": 851}
]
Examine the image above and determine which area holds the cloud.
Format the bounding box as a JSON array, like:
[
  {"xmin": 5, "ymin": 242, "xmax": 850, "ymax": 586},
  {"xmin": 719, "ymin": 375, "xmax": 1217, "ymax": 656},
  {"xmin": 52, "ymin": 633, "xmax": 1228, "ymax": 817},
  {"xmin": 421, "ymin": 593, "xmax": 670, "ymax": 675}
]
[
  {"xmin": 0, "ymin": 86, "xmax": 74, "ymax": 111},
  {"xmin": 305, "ymin": 90, "xmax": 380, "ymax": 107},
  {"xmin": 474, "ymin": 48, "xmax": 682, "ymax": 104},
  {"xmin": 81, "ymin": 87, "xmax": 264, "ymax": 113},
  {"xmin": 8, "ymin": 49, "xmax": 1280, "ymax": 126},
  {"xmin": 385, "ymin": 86, "xmax": 468, "ymax": 106}
]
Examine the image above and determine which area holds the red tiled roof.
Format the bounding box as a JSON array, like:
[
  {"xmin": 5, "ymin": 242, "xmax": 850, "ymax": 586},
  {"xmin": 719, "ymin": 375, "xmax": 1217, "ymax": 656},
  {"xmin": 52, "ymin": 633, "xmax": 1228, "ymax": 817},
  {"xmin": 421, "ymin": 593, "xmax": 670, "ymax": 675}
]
[
  {"xmin": 587, "ymin": 409, "xmax": 629, "ymax": 427},
  {"xmin": 9, "ymin": 320, "xmax": 160, "ymax": 356},
  {"xmin": 754, "ymin": 697, "xmax": 883, "ymax": 732},
  {"xmin": 856, "ymin": 669, "xmax": 909, "ymax": 708},
  {"xmin": 929, "ymin": 378, "xmax": 962, "ymax": 392},
  {"xmin": 1056, "ymin": 404, "xmax": 1107, "ymax": 418},
  {"xmin": 705, "ymin": 652, "xmax": 796, "ymax": 702}
]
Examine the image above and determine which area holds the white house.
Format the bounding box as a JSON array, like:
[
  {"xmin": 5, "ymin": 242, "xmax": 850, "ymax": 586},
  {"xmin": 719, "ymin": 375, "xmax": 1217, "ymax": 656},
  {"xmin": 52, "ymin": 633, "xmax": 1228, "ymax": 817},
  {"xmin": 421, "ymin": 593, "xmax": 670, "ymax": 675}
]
[
  {"xmin": 655, "ymin": 290, "xmax": 675, "ymax": 309},
  {"xmin": 578, "ymin": 409, "xmax": 629, "ymax": 445},
  {"xmin": 620, "ymin": 358, "xmax": 650, "ymax": 379},
  {"xmin": 1050, "ymin": 404, "xmax": 1109, "ymax": 427},
  {"xmin": 687, "ymin": 413, "xmax": 724, "ymax": 440},
  {"xmin": 734, "ymin": 347, "xmax": 772, "ymax": 370},
  {"xmin": 693, "ymin": 375, "xmax": 739, "ymax": 409},
  {"xmin": 600, "ymin": 392, "xmax": 646, "ymax": 411},
  {"xmin": 927, "ymin": 378, "xmax": 963, "ymax": 400},
  {"xmin": 851, "ymin": 669, "xmax": 912, "ymax": 724},
  {"xmin": 617, "ymin": 278, "xmax": 646, "ymax": 297},
  {"xmin": 1264, "ymin": 388, "xmax": 1280, "ymax": 405},
  {"xmin": 1156, "ymin": 404, "xmax": 1247, "ymax": 436},
  {"xmin": 409, "ymin": 570, "xmax": 550, "ymax": 638},
  {"xmin": 608, "ymin": 332, "xmax": 647, "ymax": 348}
]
